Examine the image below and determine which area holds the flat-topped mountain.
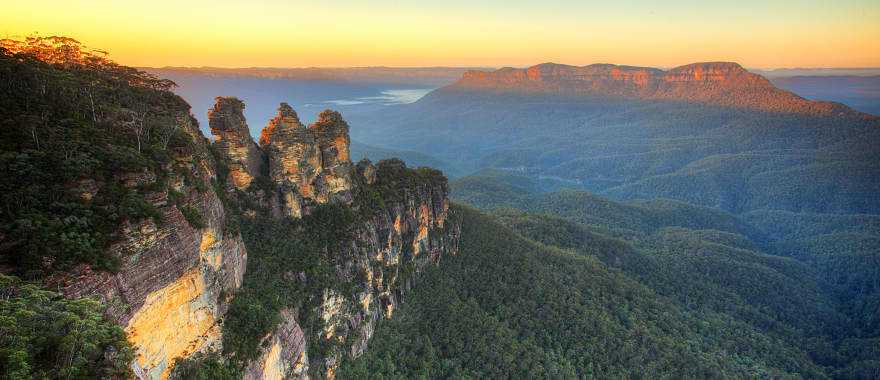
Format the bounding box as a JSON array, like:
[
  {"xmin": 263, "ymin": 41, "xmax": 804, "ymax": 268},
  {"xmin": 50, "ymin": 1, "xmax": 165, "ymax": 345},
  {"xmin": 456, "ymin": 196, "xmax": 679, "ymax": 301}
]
[{"xmin": 446, "ymin": 62, "xmax": 868, "ymax": 117}]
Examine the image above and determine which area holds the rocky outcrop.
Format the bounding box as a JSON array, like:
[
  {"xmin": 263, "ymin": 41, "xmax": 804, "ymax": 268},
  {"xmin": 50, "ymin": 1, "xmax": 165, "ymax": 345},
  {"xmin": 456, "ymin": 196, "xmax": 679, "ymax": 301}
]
[
  {"xmin": 259, "ymin": 104, "xmax": 354, "ymax": 218},
  {"xmin": 245, "ymin": 159, "xmax": 460, "ymax": 379},
  {"xmin": 209, "ymin": 97, "xmax": 265, "ymax": 190},
  {"xmin": 53, "ymin": 114, "xmax": 248, "ymax": 380},
  {"xmin": 244, "ymin": 310, "xmax": 309, "ymax": 380},
  {"xmin": 207, "ymin": 98, "xmax": 459, "ymax": 379},
  {"xmin": 450, "ymin": 62, "xmax": 863, "ymax": 117}
]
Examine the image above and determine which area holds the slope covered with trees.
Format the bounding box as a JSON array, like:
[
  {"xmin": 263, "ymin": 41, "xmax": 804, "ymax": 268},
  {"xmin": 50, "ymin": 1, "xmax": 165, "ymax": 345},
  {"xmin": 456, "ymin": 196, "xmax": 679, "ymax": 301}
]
[
  {"xmin": 339, "ymin": 206, "xmax": 832, "ymax": 378},
  {"xmin": 436, "ymin": 171, "xmax": 880, "ymax": 378}
]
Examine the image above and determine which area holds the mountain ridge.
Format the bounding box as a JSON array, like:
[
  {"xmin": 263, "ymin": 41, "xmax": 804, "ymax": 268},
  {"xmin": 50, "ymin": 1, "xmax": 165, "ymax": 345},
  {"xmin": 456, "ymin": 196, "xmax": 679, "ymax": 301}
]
[{"xmin": 444, "ymin": 62, "xmax": 874, "ymax": 117}]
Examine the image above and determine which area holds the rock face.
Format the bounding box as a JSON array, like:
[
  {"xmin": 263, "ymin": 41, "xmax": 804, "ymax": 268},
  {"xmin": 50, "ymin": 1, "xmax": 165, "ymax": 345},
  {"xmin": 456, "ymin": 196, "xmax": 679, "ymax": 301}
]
[
  {"xmin": 259, "ymin": 104, "xmax": 354, "ymax": 218},
  {"xmin": 209, "ymin": 97, "xmax": 265, "ymax": 190},
  {"xmin": 54, "ymin": 114, "xmax": 248, "ymax": 380},
  {"xmin": 245, "ymin": 160, "xmax": 460, "ymax": 380},
  {"xmin": 450, "ymin": 62, "xmax": 862, "ymax": 116},
  {"xmin": 208, "ymin": 99, "xmax": 460, "ymax": 379},
  {"xmin": 244, "ymin": 310, "xmax": 310, "ymax": 380}
]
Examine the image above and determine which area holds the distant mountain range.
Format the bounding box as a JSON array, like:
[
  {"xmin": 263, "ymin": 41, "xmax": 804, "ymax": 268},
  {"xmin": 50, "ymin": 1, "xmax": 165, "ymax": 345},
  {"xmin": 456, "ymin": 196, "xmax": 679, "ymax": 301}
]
[
  {"xmin": 755, "ymin": 67, "xmax": 880, "ymax": 78},
  {"xmin": 350, "ymin": 61, "xmax": 880, "ymax": 215},
  {"xmin": 445, "ymin": 62, "xmax": 872, "ymax": 117},
  {"xmin": 143, "ymin": 66, "xmax": 488, "ymax": 86}
]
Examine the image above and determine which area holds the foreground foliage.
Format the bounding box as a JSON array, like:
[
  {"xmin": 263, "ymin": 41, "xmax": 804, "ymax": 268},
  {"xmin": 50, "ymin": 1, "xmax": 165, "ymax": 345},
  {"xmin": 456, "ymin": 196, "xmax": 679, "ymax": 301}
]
[
  {"xmin": 0, "ymin": 37, "xmax": 194, "ymax": 278},
  {"xmin": 0, "ymin": 274, "xmax": 133, "ymax": 379}
]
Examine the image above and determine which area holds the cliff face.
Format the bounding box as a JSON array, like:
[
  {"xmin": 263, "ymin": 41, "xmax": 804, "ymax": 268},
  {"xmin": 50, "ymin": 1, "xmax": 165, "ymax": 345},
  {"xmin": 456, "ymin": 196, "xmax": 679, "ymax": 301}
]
[
  {"xmin": 52, "ymin": 114, "xmax": 248, "ymax": 379},
  {"xmin": 244, "ymin": 165, "xmax": 459, "ymax": 379},
  {"xmin": 210, "ymin": 99, "xmax": 460, "ymax": 379},
  {"xmin": 0, "ymin": 39, "xmax": 458, "ymax": 380},
  {"xmin": 209, "ymin": 97, "xmax": 265, "ymax": 190},
  {"xmin": 451, "ymin": 62, "xmax": 863, "ymax": 117},
  {"xmin": 259, "ymin": 104, "xmax": 354, "ymax": 218}
]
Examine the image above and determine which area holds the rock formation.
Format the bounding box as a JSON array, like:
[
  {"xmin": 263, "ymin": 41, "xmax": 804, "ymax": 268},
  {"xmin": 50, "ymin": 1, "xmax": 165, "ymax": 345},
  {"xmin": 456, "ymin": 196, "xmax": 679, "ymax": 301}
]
[
  {"xmin": 244, "ymin": 160, "xmax": 459, "ymax": 379},
  {"xmin": 209, "ymin": 97, "xmax": 265, "ymax": 190},
  {"xmin": 449, "ymin": 62, "xmax": 864, "ymax": 117},
  {"xmin": 259, "ymin": 104, "xmax": 354, "ymax": 218},
  {"xmin": 208, "ymin": 99, "xmax": 460, "ymax": 379},
  {"xmin": 3, "ymin": 43, "xmax": 459, "ymax": 380},
  {"xmin": 53, "ymin": 114, "xmax": 248, "ymax": 379}
]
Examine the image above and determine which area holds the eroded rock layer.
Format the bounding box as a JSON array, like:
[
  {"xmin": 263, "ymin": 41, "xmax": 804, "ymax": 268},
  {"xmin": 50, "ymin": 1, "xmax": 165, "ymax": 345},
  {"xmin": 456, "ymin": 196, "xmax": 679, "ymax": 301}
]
[
  {"xmin": 54, "ymin": 114, "xmax": 248, "ymax": 379},
  {"xmin": 245, "ymin": 159, "xmax": 460, "ymax": 379},
  {"xmin": 259, "ymin": 104, "xmax": 354, "ymax": 217},
  {"xmin": 209, "ymin": 97, "xmax": 265, "ymax": 190},
  {"xmin": 206, "ymin": 99, "xmax": 459, "ymax": 379}
]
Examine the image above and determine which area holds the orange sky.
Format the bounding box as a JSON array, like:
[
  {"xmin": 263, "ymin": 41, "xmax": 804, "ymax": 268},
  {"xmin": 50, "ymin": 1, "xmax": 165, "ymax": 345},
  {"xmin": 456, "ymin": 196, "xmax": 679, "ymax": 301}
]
[{"xmin": 3, "ymin": 0, "xmax": 879, "ymax": 69}]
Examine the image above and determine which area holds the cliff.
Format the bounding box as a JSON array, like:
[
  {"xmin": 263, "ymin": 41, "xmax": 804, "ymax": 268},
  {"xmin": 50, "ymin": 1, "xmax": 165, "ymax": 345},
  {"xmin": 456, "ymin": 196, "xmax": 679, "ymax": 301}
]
[
  {"xmin": 210, "ymin": 98, "xmax": 460, "ymax": 379},
  {"xmin": 449, "ymin": 62, "xmax": 865, "ymax": 117},
  {"xmin": 0, "ymin": 38, "xmax": 459, "ymax": 380},
  {"xmin": 49, "ymin": 112, "xmax": 248, "ymax": 379},
  {"xmin": 0, "ymin": 38, "xmax": 258, "ymax": 380}
]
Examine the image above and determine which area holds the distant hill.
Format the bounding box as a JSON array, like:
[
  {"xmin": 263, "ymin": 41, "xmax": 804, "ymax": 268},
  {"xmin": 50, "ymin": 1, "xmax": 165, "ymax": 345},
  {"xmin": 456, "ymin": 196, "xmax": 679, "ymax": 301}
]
[
  {"xmin": 446, "ymin": 62, "xmax": 869, "ymax": 117},
  {"xmin": 756, "ymin": 68, "xmax": 880, "ymax": 78},
  {"xmin": 144, "ymin": 66, "xmax": 487, "ymax": 86}
]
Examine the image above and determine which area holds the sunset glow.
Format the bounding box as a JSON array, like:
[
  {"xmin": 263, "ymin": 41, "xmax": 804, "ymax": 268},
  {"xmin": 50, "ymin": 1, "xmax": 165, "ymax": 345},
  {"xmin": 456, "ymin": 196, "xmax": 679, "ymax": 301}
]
[{"xmin": 3, "ymin": 0, "xmax": 879, "ymax": 68}]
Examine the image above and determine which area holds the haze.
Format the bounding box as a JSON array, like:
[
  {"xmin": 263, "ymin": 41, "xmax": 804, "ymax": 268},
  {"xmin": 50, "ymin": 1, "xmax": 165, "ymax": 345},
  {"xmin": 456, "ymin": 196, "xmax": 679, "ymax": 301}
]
[{"xmin": 3, "ymin": 0, "xmax": 879, "ymax": 68}]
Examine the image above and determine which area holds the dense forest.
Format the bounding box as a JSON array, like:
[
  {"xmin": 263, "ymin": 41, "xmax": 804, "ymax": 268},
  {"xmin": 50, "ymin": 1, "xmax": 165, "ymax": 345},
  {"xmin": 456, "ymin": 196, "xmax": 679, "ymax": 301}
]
[
  {"xmin": 362, "ymin": 170, "xmax": 877, "ymax": 378},
  {"xmin": 339, "ymin": 206, "xmax": 832, "ymax": 378}
]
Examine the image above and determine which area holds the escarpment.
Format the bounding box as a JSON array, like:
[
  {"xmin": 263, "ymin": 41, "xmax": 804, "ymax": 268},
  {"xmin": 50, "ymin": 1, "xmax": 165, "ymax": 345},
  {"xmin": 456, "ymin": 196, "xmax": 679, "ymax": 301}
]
[
  {"xmin": 450, "ymin": 62, "xmax": 866, "ymax": 117},
  {"xmin": 51, "ymin": 114, "xmax": 248, "ymax": 379},
  {"xmin": 0, "ymin": 38, "xmax": 456, "ymax": 379},
  {"xmin": 204, "ymin": 98, "xmax": 460, "ymax": 379}
]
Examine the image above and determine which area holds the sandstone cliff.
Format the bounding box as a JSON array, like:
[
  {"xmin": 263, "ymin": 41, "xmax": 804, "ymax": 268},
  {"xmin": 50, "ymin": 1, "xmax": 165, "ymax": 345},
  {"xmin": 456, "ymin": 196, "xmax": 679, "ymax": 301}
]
[
  {"xmin": 449, "ymin": 62, "xmax": 866, "ymax": 117},
  {"xmin": 209, "ymin": 97, "xmax": 265, "ymax": 190},
  {"xmin": 258, "ymin": 103, "xmax": 353, "ymax": 218},
  {"xmin": 0, "ymin": 38, "xmax": 459, "ymax": 380},
  {"xmin": 209, "ymin": 100, "xmax": 460, "ymax": 379},
  {"xmin": 52, "ymin": 113, "xmax": 248, "ymax": 379},
  {"xmin": 243, "ymin": 160, "xmax": 459, "ymax": 379}
]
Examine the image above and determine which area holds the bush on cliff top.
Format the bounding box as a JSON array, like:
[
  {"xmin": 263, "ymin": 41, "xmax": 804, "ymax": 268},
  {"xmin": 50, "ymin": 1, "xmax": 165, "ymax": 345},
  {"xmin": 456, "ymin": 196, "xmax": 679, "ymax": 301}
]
[{"xmin": 0, "ymin": 38, "xmax": 199, "ymax": 278}]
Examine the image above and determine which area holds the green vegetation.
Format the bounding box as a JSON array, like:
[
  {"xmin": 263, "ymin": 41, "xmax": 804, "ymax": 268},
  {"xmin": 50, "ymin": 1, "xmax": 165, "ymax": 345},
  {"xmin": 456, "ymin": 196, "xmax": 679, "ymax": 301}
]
[
  {"xmin": 0, "ymin": 274, "xmax": 133, "ymax": 379},
  {"xmin": 443, "ymin": 172, "xmax": 880, "ymax": 377},
  {"xmin": 0, "ymin": 37, "xmax": 201, "ymax": 278},
  {"xmin": 178, "ymin": 204, "xmax": 206, "ymax": 229},
  {"xmin": 169, "ymin": 352, "xmax": 239, "ymax": 380},
  {"xmin": 338, "ymin": 206, "xmax": 826, "ymax": 378},
  {"xmin": 206, "ymin": 158, "xmax": 447, "ymax": 376},
  {"xmin": 221, "ymin": 202, "xmax": 357, "ymax": 365}
]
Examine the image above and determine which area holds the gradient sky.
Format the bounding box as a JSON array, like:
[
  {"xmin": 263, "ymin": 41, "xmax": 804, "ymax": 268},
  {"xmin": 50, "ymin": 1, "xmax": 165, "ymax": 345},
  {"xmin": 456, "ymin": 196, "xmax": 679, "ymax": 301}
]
[{"xmin": 3, "ymin": 0, "xmax": 878, "ymax": 68}]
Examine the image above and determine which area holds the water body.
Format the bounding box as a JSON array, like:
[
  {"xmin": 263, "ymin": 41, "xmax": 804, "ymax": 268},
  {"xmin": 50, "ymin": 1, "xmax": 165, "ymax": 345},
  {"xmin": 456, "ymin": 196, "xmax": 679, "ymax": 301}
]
[{"xmin": 323, "ymin": 89, "xmax": 433, "ymax": 106}]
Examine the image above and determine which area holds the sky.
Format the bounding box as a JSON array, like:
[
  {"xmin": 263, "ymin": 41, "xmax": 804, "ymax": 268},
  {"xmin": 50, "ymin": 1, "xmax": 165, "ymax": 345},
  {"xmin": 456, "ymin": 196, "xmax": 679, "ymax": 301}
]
[{"xmin": 3, "ymin": 0, "xmax": 879, "ymax": 69}]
